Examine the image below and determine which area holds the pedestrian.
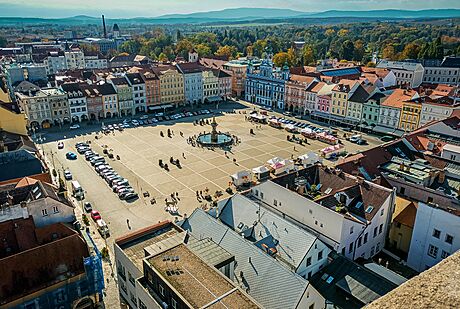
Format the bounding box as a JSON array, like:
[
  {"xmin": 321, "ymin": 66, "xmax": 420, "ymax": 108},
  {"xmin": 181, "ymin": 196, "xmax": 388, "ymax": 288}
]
[
  {"xmin": 165, "ymin": 198, "xmax": 168, "ymax": 204},
  {"xmin": 196, "ymin": 190, "xmax": 199, "ymax": 197},
  {"xmin": 182, "ymin": 152, "xmax": 186, "ymax": 159},
  {"xmin": 293, "ymin": 146, "xmax": 296, "ymax": 151}
]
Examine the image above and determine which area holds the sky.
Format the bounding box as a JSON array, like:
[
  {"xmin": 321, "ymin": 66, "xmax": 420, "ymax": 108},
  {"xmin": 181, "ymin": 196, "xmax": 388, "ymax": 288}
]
[{"xmin": 0, "ymin": 0, "xmax": 459, "ymax": 18}]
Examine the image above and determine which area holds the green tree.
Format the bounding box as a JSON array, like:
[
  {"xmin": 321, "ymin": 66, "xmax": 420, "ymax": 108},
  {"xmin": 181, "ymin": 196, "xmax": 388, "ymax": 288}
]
[
  {"xmin": 158, "ymin": 53, "xmax": 168, "ymax": 62},
  {"xmin": 175, "ymin": 39, "xmax": 193, "ymax": 59},
  {"xmin": 0, "ymin": 36, "xmax": 6, "ymax": 48},
  {"xmin": 252, "ymin": 39, "xmax": 267, "ymax": 57},
  {"xmin": 340, "ymin": 40, "xmax": 355, "ymax": 61},
  {"xmin": 273, "ymin": 52, "xmax": 294, "ymax": 67},
  {"xmin": 353, "ymin": 40, "xmax": 365, "ymax": 62},
  {"xmin": 194, "ymin": 43, "xmax": 212, "ymax": 57},
  {"xmin": 119, "ymin": 40, "xmax": 141, "ymax": 54},
  {"xmin": 301, "ymin": 45, "xmax": 315, "ymax": 65}
]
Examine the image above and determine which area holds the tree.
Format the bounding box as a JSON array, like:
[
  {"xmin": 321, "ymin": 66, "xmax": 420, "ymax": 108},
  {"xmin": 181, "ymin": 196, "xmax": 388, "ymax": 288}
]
[
  {"xmin": 382, "ymin": 44, "xmax": 396, "ymax": 60},
  {"xmin": 337, "ymin": 29, "xmax": 349, "ymax": 37},
  {"xmin": 353, "ymin": 40, "xmax": 365, "ymax": 62},
  {"xmin": 119, "ymin": 40, "xmax": 141, "ymax": 54},
  {"xmin": 158, "ymin": 53, "xmax": 168, "ymax": 62},
  {"xmin": 252, "ymin": 39, "xmax": 267, "ymax": 57},
  {"xmin": 175, "ymin": 39, "xmax": 193, "ymax": 59},
  {"xmin": 301, "ymin": 45, "xmax": 315, "ymax": 65},
  {"xmin": 401, "ymin": 42, "xmax": 421, "ymax": 60},
  {"xmin": 194, "ymin": 43, "xmax": 212, "ymax": 57},
  {"xmin": 431, "ymin": 37, "xmax": 444, "ymax": 59},
  {"xmin": 79, "ymin": 43, "xmax": 98, "ymax": 54},
  {"xmin": 273, "ymin": 52, "xmax": 294, "ymax": 67},
  {"xmin": 215, "ymin": 45, "xmax": 237, "ymax": 59},
  {"xmin": 340, "ymin": 40, "xmax": 355, "ymax": 61},
  {"xmin": 176, "ymin": 29, "xmax": 182, "ymax": 41},
  {"xmin": 0, "ymin": 36, "xmax": 6, "ymax": 48},
  {"xmin": 418, "ymin": 43, "xmax": 430, "ymax": 59},
  {"xmin": 246, "ymin": 45, "xmax": 254, "ymax": 56}
]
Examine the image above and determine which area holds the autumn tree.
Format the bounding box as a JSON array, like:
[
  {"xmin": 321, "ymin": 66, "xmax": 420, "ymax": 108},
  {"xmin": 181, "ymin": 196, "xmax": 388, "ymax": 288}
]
[
  {"xmin": 215, "ymin": 45, "xmax": 238, "ymax": 59},
  {"xmin": 158, "ymin": 53, "xmax": 168, "ymax": 62},
  {"xmin": 273, "ymin": 52, "xmax": 293, "ymax": 67},
  {"xmin": 382, "ymin": 44, "xmax": 396, "ymax": 60},
  {"xmin": 400, "ymin": 42, "xmax": 421, "ymax": 60},
  {"xmin": 175, "ymin": 39, "xmax": 193, "ymax": 59}
]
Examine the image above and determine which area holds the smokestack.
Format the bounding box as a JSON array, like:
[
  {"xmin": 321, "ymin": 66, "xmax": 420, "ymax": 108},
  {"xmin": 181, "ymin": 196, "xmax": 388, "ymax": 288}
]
[{"xmin": 102, "ymin": 15, "xmax": 107, "ymax": 39}]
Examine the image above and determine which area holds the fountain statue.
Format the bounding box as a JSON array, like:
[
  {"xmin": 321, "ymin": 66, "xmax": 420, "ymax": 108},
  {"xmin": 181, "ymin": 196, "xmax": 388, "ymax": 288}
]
[{"xmin": 196, "ymin": 116, "xmax": 234, "ymax": 148}]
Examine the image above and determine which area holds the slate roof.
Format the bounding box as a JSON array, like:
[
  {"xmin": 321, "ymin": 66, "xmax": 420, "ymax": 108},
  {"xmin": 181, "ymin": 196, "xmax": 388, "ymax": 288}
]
[
  {"xmin": 440, "ymin": 56, "xmax": 460, "ymax": 68},
  {"xmin": 176, "ymin": 62, "xmax": 206, "ymax": 74},
  {"xmin": 125, "ymin": 73, "xmax": 144, "ymax": 85},
  {"xmin": 217, "ymin": 194, "xmax": 318, "ymax": 270},
  {"xmin": 212, "ymin": 68, "xmax": 232, "ymax": 78},
  {"xmin": 348, "ymin": 85, "xmax": 370, "ymax": 103},
  {"xmin": 97, "ymin": 83, "xmax": 117, "ymax": 96},
  {"xmin": 181, "ymin": 208, "xmax": 308, "ymax": 309},
  {"xmin": 309, "ymin": 252, "xmax": 398, "ymax": 309},
  {"xmin": 109, "ymin": 77, "xmax": 129, "ymax": 86},
  {"xmin": 0, "ymin": 149, "xmax": 44, "ymax": 182}
]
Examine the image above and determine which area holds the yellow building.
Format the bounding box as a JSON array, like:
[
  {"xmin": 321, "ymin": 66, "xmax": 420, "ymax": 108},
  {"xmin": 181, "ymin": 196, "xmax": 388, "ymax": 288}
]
[
  {"xmin": 331, "ymin": 80, "xmax": 358, "ymax": 118},
  {"xmin": 399, "ymin": 100, "xmax": 422, "ymax": 132},
  {"xmin": 153, "ymin": 65, "xmax": 184, "ymax": 108},
  {"xmin": 388, "ymin": 197, "xmax": 418, "ymax": 258},
  {"xmin": 0, "ymin": 81, "xmax": 27, "ymax": 135}
]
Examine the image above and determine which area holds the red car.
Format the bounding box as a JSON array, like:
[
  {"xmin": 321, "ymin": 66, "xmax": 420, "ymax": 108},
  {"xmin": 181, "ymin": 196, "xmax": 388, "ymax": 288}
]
[{"xmin": 90, "ymin": 210, "xmax": 101, "ymax": 221}]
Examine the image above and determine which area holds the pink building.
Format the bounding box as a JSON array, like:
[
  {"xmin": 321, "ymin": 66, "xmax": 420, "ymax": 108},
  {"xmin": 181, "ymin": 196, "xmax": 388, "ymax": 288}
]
[{"xmin": 317, "ymin": 94, "xmax": 331, "ymax": 113}]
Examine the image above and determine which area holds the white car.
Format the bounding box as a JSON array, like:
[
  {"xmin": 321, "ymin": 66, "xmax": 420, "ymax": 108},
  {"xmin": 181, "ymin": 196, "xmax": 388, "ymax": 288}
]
[
  {"xmin": 64, "ymin": 170, "xmax": 72, "ymax": 180},
  {"xmin": 140, "ymin": 115, "xmax": 149, "ymax": 120},
  {"xmin": 70, "ymin": 124, "xmax": 80, "ymax": 130}
]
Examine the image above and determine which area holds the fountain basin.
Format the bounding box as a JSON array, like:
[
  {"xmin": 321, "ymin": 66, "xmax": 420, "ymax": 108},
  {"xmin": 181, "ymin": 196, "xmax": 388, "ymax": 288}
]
[{"xmin": 197, "ymin": 133, "xmax": 233, "ymax": 147}]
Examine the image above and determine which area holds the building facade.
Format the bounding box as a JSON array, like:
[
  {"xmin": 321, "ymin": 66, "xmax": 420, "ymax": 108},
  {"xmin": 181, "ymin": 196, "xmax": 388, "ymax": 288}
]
[
  {"xmin": 245, "ymin": 59, "xmax": 289, "ymax": 109},
  {"xmin": 41, "ymin": 88, "xmax": 69, "ymax": 126},
  {"xmin": 407, "ymin": 202, "xmax": 460, "ymax": 272},
  {"xmin": 153, "ymin": 66, "xmax": 185, "ymax": 108},
  {"xmin": 14, "ymin": 81, "xmax": 52, "ymax": 129},
  {"xmin": 99, "ymin": 83, "xmax": 119, "ymax": 118},
  {"xmin": 126, "ymin": 73, "xmax": 147, "ymax": 113},
  {"xmin": 81, "ymin": 84, "xmax": 104, "ymax": 120},
  {"xmin": 142, "ymin": 71, "xmax": 161, "ymax": 111},
  {"xmin": 331, "ymin": 80, "xmax": 359, "ymax": 119},
  {"xmin": 61, "ymin": 82, "xmax": 88, "ymax": 122},
  {"xmin": 399, "ymin": 100, "xmax": 422, "ymax": 132},
  {"xmin": 377, "ymin": 60, "xmax": 424, "ymax": 88},
  {"xmin": 176, "ymin": 62, "xmax": 204, "ymax": 105},
  {"xmin": 202, "ymin": 69, "xmax": 219, "ymax": 102},
  {"xmin": 109, "ymin": 77, "xmax": 134, "ymax": 116}
]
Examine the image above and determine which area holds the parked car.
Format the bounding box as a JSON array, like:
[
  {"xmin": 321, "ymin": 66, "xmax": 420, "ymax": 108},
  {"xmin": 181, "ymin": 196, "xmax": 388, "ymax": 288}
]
[
  {"xmin": 77, "ymin": 146, "xmax": 90, "ymax": 154},
  {"xmin": 84, "ymin": 202, "xmax": 92, "ymax": 212},
  {"xmin": 356, "ymin": 139, "xmax": 368, "ymax": 145},
  {"xmin": 57, "ymin": 141, "xmax": 64, "ymax": 149},
  {"xmin": 381, "ymin": 135, "xmax": 395, "ymax": 142},
  {"xmin": 124, "ymin": 193, "xmax": 139, "ymax": 201},
  {"xmin": 140, "ymin": 115, "xmax": 149, "ymax": 120},
  {"xmin": 348, "ymin": 135, "xmax": 362, "ymax": 143},
  {"xmin": 90, "ymin": 210, "xmax": 101, "ymax": 221},
  {"xmin": 66, "ymin": 152, "xmax": 77, "ymax": 160},
  {"xmin": 70, "ymin": 124, "xmax": 80, "ymax": 130},
  {"xmin": 64, "ymin": 170, "xmax": 72, "ymax": 180}
]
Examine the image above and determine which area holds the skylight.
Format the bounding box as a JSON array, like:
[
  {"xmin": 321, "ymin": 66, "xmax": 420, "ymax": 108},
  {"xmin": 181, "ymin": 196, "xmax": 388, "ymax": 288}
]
[{"xmin": 365, "ymin": 205, "xmax": 374, "ymax": 213}]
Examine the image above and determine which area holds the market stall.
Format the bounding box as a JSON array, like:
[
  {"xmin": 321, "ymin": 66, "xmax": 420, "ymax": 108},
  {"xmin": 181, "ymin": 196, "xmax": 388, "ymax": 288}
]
[
  {"xmin": 298, "ymin": 152, "xmax": 322, "ymax": 166},
  {"xmin": 316, "ymin": 132, "xmax": 339, "ymax": 145},
  {"xmin": 269, "ymin": 118, "xmax": 283, "ymax": 128},
  {"xmin": 231, "ymin": 170, "xmax": 252, "ymax": 187},
  {"xmin": 252, "ymin": 165, "xmax": 270, "ymax": 181}
]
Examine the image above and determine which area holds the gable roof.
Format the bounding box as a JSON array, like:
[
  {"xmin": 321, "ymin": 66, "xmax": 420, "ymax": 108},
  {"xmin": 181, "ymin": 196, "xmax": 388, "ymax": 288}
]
[
  {"xmin": 181, "ymin": 208, "xmax": 308, "ymax": 309},
  {"xmin": 381, "ymin": 89, "xmax": 418, "ymax": 108},
  {"xmin": 217, "ymin": 194, "xmax": 318, "ymax": 270},
  {"xmin": 310, "ymin": 252, "xmax": 398, "ymax": 309}
]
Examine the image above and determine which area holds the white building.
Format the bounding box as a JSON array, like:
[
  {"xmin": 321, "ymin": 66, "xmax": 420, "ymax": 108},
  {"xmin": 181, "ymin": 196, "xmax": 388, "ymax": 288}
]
[
  {"xmin": 176, "ymin": 62, "xmax": 204, "ymax": 105},
  {"xmin": 125, "ymin": 73, "xmax": 147, "ymax": 113},
  {"xmin": 84, "ymin": 54, "xmax": 108, "ymax": 69},
  {"xmin": 215, "ymin": 193, "xmax": 331, "ymax": 279},
  {"xmin": 64, "ymin": 48, "xmax": 85, "ymax": 70},
  {"xmin": 202, "ymin": 69, "xmax": 219, "ymax": 102},
  {"xmin": 44, "ymin": 51, "xmax": 67, "ymax": 75},
  {"xmin": 305, "ymin": 81, "xmax": 324, "ymax": 115},
  {"xmin": 423, "ymin": 57, "xmax": 460, "ymax": 85},
  {"xmin": 441, "ymin": 144, "xmax": 460, "ymax": 163},
  {"xmin": 250, "ymin": 166, "xmax": 395, "ymax": 261},
  {"xmin": 214, "ymin": 69, "xmax": 232, "ymax": 99},
  {"xmin": 377, "ymin": 60, "xmax": 424, "ymax": 88},
  {"xmin": 0, "ymin": 179, "xmax": 76, "ymax": 228},
  {"xmin": 61, "ymin": 82, "xmax": 88, "ymax": 122},
  {"xmin": 407, "ymin": 202, "xmax": 460, "ymax": 272}
]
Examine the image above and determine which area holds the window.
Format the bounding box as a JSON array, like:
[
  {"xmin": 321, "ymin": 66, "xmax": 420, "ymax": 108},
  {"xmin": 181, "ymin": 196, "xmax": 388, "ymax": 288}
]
[
  {"xmin": 433, "ymin": 229, "xmax": 441, "ymax": 239},
  {"xmin": 318, "ymin": 250, "xmax": 323, "ymax": 260},
  {"xmin": 309, "ymin": 304, "xmax": 315, "ymax": 309},
  {"xmin": 128, "ymin": 272, "xmax": 135, "ymax": 286},
  {"xmin": 171, "ymin": 298, "xmax": 177, "ymax": 309},
  {"xmin": 373, "ymin": 227, "xmax": 378, "ymax": 238},
  {"xmin": 358, "ymin": 237, "xmax": 362, "ymax": 248},
  {"xmin": 445, "ymin": 234, "xmax": 454, "ymax": 244},
  {"xmin": 348, "ymin": 243, "xmax": 353, "ymax": 253},
  {"xmin": 400, "ymin": 187, "xmax": 405, "ymax": 195},
  {"xmin": 273, "ymin": 199, "xmax": 278, "ymax": 206},
  {"xmin": 255, "ymin": 189, "xmax": 259, "ymax": 196},
  {"xmin": 364, "ymin": 233, "xmax": 368, "ymax": 244},
  {"xmin": 260, "ymin": 192, "xmax": 264, "ymax": 199},
  {"xmin": 380, "ymin": 208, "xmax": 384, "ymax": 216},
  {"xmin": 42, "ymin": 209, "xmax": 48, "ymax": 216},
  {"xmin": 159, "ymin": 284, "xmax": 164, "ymax": 296},
  {"xmin": 441, "ymin": 250, "xmax": 450, "ymax": 259},
  {"xmin": 306, "ymin": 257, "xmax": 312, "ymax": 266},
  {"xmin": 428, "ymin": 244, "xmax": 438, "ymax": 258},
  {"xmin": 379, "ymin": 224, "xmax": 383, "ymax": 235},
  {"xmin": 53, "ymin": 206, "xmax": 59, "ymax": 213},
  {"xmin": 427, "ymin": 196, "xmax": 433, "ymax": 204},
  {"xmin": 350, "ymin": 226, "xmax": 354, "ymax": 234}
]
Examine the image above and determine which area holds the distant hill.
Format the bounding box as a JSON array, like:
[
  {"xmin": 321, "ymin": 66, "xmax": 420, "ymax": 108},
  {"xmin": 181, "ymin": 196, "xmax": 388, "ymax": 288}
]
[
  {"xmin": 0, "ymin": 8, "xmax": 459, "ymax": 26},
  {"xmin": 157, "ymin": 8, "xmax": 306, "ymax": 20},
  {"xmin": 304, "ymin": 9, "xmax": 460, "ymax": 19}
]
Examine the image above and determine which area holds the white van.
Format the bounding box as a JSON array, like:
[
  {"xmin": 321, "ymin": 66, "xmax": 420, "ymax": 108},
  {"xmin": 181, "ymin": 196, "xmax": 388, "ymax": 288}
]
[
  {"xmin": 96, "ymin": 219, "xmax": 110, "ymax": 237},
  {"xmin": 71, "ymin": 181, "xmax": 84, "ymax": 199}
]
